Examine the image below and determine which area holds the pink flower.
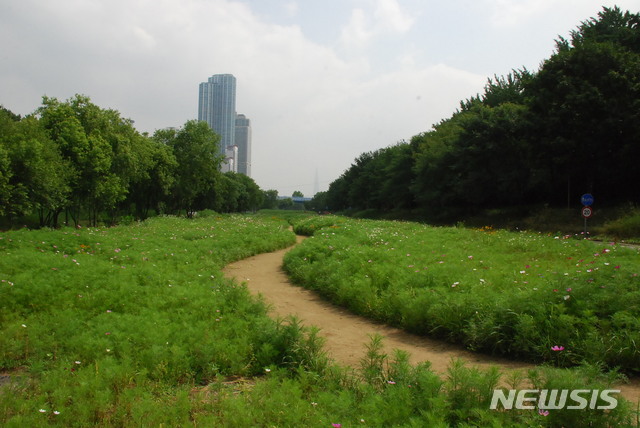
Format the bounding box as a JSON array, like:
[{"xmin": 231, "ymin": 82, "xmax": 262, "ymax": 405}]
[
  {"xmin": 332, "ymin": 424, "xmax": 342, "ymax": 428},
  {"xmin": 387, "ymin": 380, "xmax": 396, "ymax": 384},
  {"xmin": 551, "ymin": 345, "xmax": 564, "ymax": 351},
  {"xmin": 538, "ymin": 409, "xmax": 550, "ymax": 416}
]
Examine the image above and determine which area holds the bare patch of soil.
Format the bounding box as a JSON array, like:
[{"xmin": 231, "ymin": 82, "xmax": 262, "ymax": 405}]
[{"xmin": 223, "ymin": 236, "xmax": 640, "ymax": 404}]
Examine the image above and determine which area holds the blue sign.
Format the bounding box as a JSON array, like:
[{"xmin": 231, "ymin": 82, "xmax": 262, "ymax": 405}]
[{"xmin": 581, "ymin": 193, "xmax": 594, "ymax": 206}]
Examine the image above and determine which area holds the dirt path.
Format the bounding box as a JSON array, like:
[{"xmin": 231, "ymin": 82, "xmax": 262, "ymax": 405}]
[{"xmin": 223, "ymin": 236, "xmax": 640, "ymax": 404}]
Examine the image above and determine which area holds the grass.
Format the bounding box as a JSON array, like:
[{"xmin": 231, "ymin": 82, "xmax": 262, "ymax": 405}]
[
  {"xmin": 1, "ymin": 212, "xmax": 637, "ymax": 426},
  {"xmin": 0, "ymin": 214, "xmax": 304, "ymax": 425},
  {"xmin": 283, "ymin": 215, "xmax": 640, "ymax": 374}
]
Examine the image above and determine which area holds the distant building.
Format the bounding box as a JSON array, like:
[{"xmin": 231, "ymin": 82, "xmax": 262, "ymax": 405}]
[
  {"xmin": 235, "ymin": 114, "xmax": 252, "ymax": 177},
  {"xmin": 198, "ymin": 74, "xmax": 236, "ymax": 155},
  {"xmin": 221, "ymin": 145, "xmax": 238, "ymax": 173}
]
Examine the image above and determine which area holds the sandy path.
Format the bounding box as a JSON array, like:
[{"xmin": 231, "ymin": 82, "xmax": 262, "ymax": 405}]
[{"xmin": 223, "ymin": 236, "xmax": 640, "ymax": 404}]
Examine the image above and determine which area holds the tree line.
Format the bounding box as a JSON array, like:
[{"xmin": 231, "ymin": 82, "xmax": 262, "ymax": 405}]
[
  {"xmin": 318, "ymin": 7, "xmax": 640, "ymax": 221},
  {"xmin": 0, "ymin": 95, "xmax": 265, "ymax": 227}
]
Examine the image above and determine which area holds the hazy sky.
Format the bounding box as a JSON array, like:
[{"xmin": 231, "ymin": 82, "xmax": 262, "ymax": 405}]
[{"xmin": 1, "ymin": 0, "xmax": 637, "ymax": 196}]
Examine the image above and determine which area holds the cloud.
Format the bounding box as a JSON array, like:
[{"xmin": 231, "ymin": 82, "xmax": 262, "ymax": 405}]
[
  {"xmin": 486, "ymin": 0, "xmax": 552, "ymax": 28},
  {"xmin": 283, "ymin": 1, "xmax": 299, "ymax": 18},
  {"xmin": 0, "ymin": 0, "xmax": 486, "ymax": 196},
  {"xmin": 374, "ymin": 0, "xmax": 414, "ymax": 33},
  {"xmin": 339, "ymin": 0, "xmax": 414, "ymax": 51}
]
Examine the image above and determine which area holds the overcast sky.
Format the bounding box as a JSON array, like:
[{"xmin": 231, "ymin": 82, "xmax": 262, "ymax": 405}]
[{"xmin": 1, "ymin": 0, "xmax": 637, "ymax": 196}]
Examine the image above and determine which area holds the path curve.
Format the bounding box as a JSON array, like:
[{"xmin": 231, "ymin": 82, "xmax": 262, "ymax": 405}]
[{"xmin": 223, "ymin": 236, "xmax": 640, "ymax": 404}]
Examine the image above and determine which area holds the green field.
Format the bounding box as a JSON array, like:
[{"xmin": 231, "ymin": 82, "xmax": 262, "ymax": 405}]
[
  {"xmin": 0, "ymin": 213, "xmax": 637, "ymax": 427},
  {"xmin": 284, "ymin": 216, "xmax": 640, "ymax": 374}
]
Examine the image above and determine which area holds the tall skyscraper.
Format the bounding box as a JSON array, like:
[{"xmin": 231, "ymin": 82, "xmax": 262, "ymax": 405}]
[
  {"xmin": 198, "ymin": 74, "xmax": 236, "ymax": 154},
  {"xmin": 235, "ymin": 114, "xmax": 252, "ymax": 177}
]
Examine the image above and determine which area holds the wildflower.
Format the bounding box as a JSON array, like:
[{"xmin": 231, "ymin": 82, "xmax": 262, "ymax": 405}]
[
  {"xmin": 538, "ymin": 409, "xmax": 549, "ymax": 416},
  {"xmin": 563, "ymin": 295, "xmax": 570, "ymax": 300},
  {"xmin": 21, "ymin": 324, "xmax": 26, "ymax": 328},
  {"xmin": 387, "ymin": 380, "xmax": 396, "ymax": 384},
  {"xmin": 114, "ymin": 248, "xmax": 121, "ymax": 253},
  {"xmin": 451, "ymin": 282, "xmax": 459, "ymax": 288},
  {"xmin": 75, "ymin": 361, "xmax": 81, "ymax": 364},
  {"xmin": 551, "ymin": 346, "xmax": 564, "ymax": 351},
  {"xmin": 332, "ymin": 424, "xmax": 342, "ymax": 428},
  {"xmin": 311, "ymin": 402, "xmax": 318, "ymax": 406},
  {"xmin": 53, "ymin": 410, "xmax": 60, "ymax": 415},
  {"xmin": 39, "ymin": 409, "xmax": 47, "ymax": 413},
  {"xmin": 265, "ymin": 368, "xmax": 271, "ymax": 373},
  {"xmin": 566, "ymin": 288, "xmax": 572, "ymax": 292}
]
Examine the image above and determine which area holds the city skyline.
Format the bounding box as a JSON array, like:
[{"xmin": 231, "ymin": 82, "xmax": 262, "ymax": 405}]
[
  {"xmin": 235, "ymin": 114, "xmax": 252, "ymax": 177},
  {"xmin": 3, "ymin": 0, "xmax": 637, "ymax": 196},
  {"xmin": 198, "ymin": 73, "xmax": 252, "ymax": 178},
  {"xmin": 198, "ymin": 74, "xmax": 237, "ymax": 154}
]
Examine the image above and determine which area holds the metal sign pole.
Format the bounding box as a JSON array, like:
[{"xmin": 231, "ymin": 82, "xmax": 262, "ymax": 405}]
[{"xmin": 584, "ymin": 216, "xmax": 587, "ymax": 236}]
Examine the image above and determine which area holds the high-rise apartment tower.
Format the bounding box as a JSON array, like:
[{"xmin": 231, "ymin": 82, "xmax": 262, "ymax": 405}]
[
  {"xmin": 198, "ymin": 74, "xmax": 236, "ymax": 154},
  {"xmin": 235, "ymin": 114, "xmax": 252, "ymax": 177}
]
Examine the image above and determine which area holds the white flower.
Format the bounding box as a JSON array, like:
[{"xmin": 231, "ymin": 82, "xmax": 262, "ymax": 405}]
[{"xmin": 39, "ymin": 409, "xmax": 47, "ymax": 413}]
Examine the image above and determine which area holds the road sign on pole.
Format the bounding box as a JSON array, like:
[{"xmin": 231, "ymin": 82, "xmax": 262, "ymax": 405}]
[
  {"xmin": 582, "ymin": 205, "xmax": 593, "ymax": 237},
  {"xmin": 581, "ymin": 193, "xmax": 594, "ymax": 206}
]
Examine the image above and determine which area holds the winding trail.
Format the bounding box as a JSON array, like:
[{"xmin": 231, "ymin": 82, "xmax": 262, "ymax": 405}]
[{"xmin": 223, "ymin": 235, "xmax": 640, "ymax": 405}]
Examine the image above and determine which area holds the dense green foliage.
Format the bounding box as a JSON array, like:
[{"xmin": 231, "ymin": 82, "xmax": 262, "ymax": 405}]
[
  {"xmin": 321, "ymin": 7, "xmax": 640, "ymax": 221},
  {"xmin": 0, "ymin": 96, "xmax": 266, "ymax": 228},
  {"xmin": 284, "ymin": 216, "xmax": 640, "ymax": 374},
  {"xmin": 1, "ymin": 214, "xmax": 634, "ymax": 427}
]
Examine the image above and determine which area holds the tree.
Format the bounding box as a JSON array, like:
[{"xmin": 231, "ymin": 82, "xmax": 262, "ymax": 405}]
[
  {"xmin": 7, "ymin": 116, "xmax": 73, "ymax": 226},
  {"xmin": 127, "ymin": 135, "xmax": 177, "ymax": 219},
  {"xmin": 307, "ymin": 191, "xmax": 328, "ymax": 212},
  {"xmin": 292, "ymin": 190, "xmax": 304, "ymax": 198},
  {"xmin": 526, "ymin": 7, "xmax": 640, "ymax": 205},
  {"xmin": 261, "ymin": 189, "xmax": 279, "ymax": 209},
  {"xmin": 164, "ymin": 120, "xmax": 223, "ymax": 216},
  {"xmin": 37, "ymin": 95, "xmax": 142, "ymax": 225}
]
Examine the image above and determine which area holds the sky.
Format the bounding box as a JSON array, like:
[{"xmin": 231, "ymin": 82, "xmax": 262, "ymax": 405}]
[{"xmin": 1, "ymin": 0, "xmax": 638, "ymax": 197}]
